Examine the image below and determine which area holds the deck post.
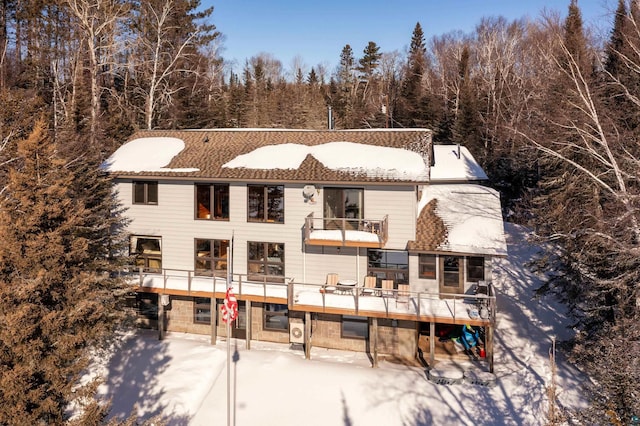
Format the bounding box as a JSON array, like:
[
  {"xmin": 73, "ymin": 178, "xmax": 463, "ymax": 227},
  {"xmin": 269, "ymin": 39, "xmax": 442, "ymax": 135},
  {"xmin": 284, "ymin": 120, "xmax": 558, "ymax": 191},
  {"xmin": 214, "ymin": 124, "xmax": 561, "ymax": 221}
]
[
  {"xmin": 210, "ymin": 297, "xmax": 217, "ymax": 345},
  {"xmin": 304, "ymin": 311, "xmax": 311, "ymax": 359},
  {"xmin": 372, "ymin": 317, "xmax": 378, "ymax": 368},
  {"xmin": 429, "ymin": 321, "xmax": 435, "ymax": 365},
  {"xmin": 158, "ymin": 294, "xmax": 165, "ymax": 340},
  {"xmin": 246, "ymin": 300, "xmax": 252, "ymax": 350},
  {"xmin": 487, "ymin": 325, "xmax": 494, "ymax": 373}
]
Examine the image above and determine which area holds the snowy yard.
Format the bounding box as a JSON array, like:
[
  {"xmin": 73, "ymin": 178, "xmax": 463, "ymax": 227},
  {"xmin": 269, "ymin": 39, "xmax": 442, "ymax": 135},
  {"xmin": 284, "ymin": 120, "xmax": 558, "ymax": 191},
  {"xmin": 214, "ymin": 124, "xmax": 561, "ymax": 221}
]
[{"xmin": 94, "ymin": 223, "xmax": 587, "ymax": 425}]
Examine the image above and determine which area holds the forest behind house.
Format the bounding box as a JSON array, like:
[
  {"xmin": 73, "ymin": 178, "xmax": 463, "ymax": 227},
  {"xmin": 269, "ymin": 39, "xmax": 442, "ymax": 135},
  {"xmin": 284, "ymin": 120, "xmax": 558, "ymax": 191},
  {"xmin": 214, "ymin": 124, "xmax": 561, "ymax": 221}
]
[{"xmin": 0, "ymin": 0, "xmax": 639, "ymax": 423}]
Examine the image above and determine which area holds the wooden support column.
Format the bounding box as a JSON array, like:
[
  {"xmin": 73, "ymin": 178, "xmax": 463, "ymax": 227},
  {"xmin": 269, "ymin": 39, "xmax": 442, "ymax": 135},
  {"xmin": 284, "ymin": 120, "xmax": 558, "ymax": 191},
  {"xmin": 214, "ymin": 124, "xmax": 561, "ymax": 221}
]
[
  {"xmin": 158, "ymin": 294, "xmax": 165, "ymax": 340},
  {"xmin": 246, "ymin": 300, "xmax": 252, "ymax": 350},
  {"xmin": 429, "ymin": 321, "xmax": 435, "ymax": 366},
  {"xmin": 487, "ymin": 325, "xmax": 494, "ymax": 373},
  {"xmin": 372, "ymin": 317, "xmax": 378, "ymax": 368},
  {"xmin": 210, "ymin": 298, "xmax": 217, "ymax": 345},
  {"xmin": 304, "ymin": 312, "xmax": 311, "ymax": 360}
]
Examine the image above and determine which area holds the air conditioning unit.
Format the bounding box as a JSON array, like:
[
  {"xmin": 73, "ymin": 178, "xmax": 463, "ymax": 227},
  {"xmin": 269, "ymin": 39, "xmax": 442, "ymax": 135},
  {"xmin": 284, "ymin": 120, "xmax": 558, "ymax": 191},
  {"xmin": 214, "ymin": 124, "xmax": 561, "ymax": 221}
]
[{"xmin": 289, "ymin": 319, "xmax": 305, "ymax": 344}]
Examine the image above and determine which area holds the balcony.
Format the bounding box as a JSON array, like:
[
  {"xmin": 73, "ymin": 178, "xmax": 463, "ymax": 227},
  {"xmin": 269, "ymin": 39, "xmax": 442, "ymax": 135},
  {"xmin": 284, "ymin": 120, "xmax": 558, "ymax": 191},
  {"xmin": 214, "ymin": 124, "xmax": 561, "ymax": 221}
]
[{"xmin": 303, "ymin": 213, "xmax": 389, "ymax": 248}]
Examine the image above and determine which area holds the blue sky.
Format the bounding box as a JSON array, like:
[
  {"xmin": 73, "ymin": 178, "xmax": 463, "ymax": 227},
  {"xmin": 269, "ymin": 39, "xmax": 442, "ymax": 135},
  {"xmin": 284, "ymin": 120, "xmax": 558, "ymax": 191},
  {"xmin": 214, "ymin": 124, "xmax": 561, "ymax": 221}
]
[{"xmin": 203, "ymin": 0, "xmax": 615, "ymax": 74}]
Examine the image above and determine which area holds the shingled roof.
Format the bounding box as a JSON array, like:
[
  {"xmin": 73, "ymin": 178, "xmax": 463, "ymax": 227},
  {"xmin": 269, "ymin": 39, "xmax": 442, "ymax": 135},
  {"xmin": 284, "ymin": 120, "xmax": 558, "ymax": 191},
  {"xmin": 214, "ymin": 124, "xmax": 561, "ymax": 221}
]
[
  {"xmin": 106, "ymin": 129, "xmax": 432, "ymax": 184},
  {"xmin": 407, "ymin": 198, "xmax": 448, "ymax": 252}
]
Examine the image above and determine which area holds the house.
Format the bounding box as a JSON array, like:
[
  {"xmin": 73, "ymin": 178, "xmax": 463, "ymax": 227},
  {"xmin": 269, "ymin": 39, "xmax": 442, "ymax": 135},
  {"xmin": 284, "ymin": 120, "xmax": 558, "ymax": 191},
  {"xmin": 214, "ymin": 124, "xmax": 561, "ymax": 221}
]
[{"xmin": 104, "ymin": 129, "xmax": 507, "ymax": 370}]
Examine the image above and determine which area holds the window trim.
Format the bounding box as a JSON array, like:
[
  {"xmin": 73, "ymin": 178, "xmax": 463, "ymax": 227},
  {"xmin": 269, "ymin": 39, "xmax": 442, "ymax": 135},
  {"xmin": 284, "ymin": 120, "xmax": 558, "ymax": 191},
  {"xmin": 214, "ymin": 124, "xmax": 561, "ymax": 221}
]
[
  {"xmin": 247, "ymin": 184, "xmax": 284, "ymax": 223},
  {"xmin": 130, "ymin": 235, "xmax": 162, "ymax": 272},
  {"xmin": 367, "ymin": 249, "xmax": 409, "ymax": 289},
  {"xmin": 133, "ymin": 180, "xmax": 158, "ymax": 205},
  {"xmin": 195, "ymin": 183, "xmax": 229, "ymax": 220},
  {"xmin": 194, "ymin": 297, "xmax": 212, "ymax": 325},
  {"xmin": 247, "ymin": 241, "xmax": 285, "ymax": 283},
  {"xmin": 263, "ymin": 303, "xmax": 289, "ymax": 332},
  {"xmin": 466, "ymin": 256, "xmax": 485, "ymax": 282},
  {"xmin": 194, "ymin": 238, "xmax": 230, "ymax": 277},
  {"xmin": 419, "ymin": 253, "xmax": 437, "ymax": 279}
]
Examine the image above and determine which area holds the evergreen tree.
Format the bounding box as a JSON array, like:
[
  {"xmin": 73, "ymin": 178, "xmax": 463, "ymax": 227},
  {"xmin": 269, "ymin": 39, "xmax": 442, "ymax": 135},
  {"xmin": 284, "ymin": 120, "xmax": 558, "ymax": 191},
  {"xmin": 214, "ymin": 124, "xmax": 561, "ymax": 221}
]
[
  {"xmin": 358, "ymin": 41, "xmax": 382, "ymax": 78},
  {"xmin": 0, "ymin": 120, "xmax": 128, "ymax": 423},
  {"xmin": 397, "ymin": 22, "xmax": 427, "ymax": 127}
]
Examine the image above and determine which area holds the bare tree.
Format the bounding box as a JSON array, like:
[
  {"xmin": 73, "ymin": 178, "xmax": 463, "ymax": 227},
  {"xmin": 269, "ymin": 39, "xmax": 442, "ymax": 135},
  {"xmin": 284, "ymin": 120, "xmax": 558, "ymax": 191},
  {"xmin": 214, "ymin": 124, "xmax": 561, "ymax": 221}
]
[{"xmin": 65, "ymin": 0, "xmax": 127, "ymax": 144}]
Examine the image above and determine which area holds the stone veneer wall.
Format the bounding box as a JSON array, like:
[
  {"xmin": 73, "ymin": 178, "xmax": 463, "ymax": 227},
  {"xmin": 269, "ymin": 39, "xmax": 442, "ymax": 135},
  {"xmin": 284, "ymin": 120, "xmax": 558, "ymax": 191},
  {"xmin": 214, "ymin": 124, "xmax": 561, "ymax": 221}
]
[
  {"xmin": 164, "ymin": 295, "xmax": 211, "ymax": 335},
  {"xmin": 152, "ymin": 296, "xmax": 418, "ymax": 359}
]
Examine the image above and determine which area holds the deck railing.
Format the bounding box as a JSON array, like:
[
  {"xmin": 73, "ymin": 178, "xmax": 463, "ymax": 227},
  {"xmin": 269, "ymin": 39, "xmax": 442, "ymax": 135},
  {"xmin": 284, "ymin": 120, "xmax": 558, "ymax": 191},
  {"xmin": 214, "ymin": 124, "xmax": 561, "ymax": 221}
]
[
  {"xmin": 303, "ymin": 213, "xmax": 389, "ymax": 246},
  {"xmin": 127, "ymin": 267, "xmax": 496, "ymax": 325}
]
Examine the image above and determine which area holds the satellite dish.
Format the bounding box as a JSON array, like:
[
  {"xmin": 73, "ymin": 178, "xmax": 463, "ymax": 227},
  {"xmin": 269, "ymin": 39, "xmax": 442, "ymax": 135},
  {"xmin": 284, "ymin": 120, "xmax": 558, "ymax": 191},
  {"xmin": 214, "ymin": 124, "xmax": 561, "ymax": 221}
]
[{"xmin": 302, "ymin": 185, "xmax": 317, "ymax": 203}]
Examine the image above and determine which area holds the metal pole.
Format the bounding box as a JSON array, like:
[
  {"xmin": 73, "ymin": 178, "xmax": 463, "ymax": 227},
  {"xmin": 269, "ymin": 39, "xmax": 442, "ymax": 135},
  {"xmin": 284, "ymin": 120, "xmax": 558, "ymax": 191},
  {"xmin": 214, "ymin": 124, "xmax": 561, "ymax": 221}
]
[{"xmin": 226, "ymin": 246, "xmax": 232, "ymax": 426}]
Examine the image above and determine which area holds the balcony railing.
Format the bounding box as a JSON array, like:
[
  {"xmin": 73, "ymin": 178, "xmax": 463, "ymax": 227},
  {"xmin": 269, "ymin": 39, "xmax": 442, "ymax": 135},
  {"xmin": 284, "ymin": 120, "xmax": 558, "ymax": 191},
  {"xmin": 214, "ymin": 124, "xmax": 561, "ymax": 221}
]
[
  {"xmin": 126, "ymin": 267, "xmax": 496, "ymax": 326},
  {"xmin": 303, "ymin": 213, "xmax": 389, "ymax": 247}
]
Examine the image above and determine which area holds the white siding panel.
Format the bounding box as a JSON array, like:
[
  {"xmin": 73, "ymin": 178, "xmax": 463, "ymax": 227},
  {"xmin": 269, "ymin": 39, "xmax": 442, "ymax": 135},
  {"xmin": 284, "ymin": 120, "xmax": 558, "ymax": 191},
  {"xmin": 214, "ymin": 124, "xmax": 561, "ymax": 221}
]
[
  {"xmin": 364, "ymin": 185, "xmax": 416, "ymax": 249},
  {"xmin": 116, "ymin": 180, "xmax": 417, "ymax": 286}
]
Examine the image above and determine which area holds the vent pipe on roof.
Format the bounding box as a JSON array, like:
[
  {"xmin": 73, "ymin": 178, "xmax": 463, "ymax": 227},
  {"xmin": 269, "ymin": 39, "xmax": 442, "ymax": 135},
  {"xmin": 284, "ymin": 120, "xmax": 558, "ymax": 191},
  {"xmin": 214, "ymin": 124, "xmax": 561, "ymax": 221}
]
[
  {"xmin": 456, "ymin": 144, "xmax": 461, "ymax": 159},
  {"xmin": 328, "ymin": 106, "xmax": 334, "ymax": 130}
]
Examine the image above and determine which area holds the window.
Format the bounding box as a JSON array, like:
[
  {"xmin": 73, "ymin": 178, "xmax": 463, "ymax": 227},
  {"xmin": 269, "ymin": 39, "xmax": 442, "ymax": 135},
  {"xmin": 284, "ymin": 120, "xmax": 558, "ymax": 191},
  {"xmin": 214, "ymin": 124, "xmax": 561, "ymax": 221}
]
[
  {"xmin": 467, "ymin": 256, "xmax": 485, "ymax": 282},
  {"xmin": 133, "ymin": 181, "xmax": 158, "ymax": 205},
  {"xmin": 443, "ymin": 256, "xmax": 462, "ymax": 288},
  {"xmin": 195, "ymin": 239, "xmax": 229, "ymax": 276},
  {"xmin": 247, "ymin": 185, "xmax": 284, "ymax": 223},
  {"xmin": 194, "ymin": 297, "xmax": 212, "ymax": 324},
  {"xmin": 419, "ymin": 254, "xmax": 437, "ymax": 279},
  {"xmin": 130, "ymin": 236, "xmax": 162, "ymax": 272},
  {"xmin": 341, "ymin": 315, "xmax": 368, "ymax": 339},
  {"xmin": 367, "ymin": 249, "xmax": 409, "ymax": 289},
  {"xmin": 248, "ymin": 242, "xmax": 284, "ymax": 282},
  {"xmin": 324, "ymin": 187, "xmax": 363, "ymax": 230},
  {"xmin": 196, "ymin": 184, "xmax": 229, "ymax": 220},
  {"xmin": 263, "ymin": 304, "xmax": 288, "ymax": 331}
]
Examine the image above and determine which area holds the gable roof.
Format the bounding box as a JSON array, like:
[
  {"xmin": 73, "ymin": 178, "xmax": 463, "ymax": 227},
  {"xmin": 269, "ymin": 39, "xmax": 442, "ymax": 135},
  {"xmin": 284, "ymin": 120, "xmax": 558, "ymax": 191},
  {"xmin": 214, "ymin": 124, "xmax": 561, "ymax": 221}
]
[{"xmin": 103, "ymin": 129, "xmax": 434, "ymax": 184}]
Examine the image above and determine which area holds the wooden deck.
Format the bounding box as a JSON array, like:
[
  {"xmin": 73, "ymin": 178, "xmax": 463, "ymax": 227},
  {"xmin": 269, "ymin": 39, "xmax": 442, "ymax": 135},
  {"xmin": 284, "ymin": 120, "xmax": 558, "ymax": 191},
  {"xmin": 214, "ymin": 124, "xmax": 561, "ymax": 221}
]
[{"xmin": 130, "ymin": 269, "xmax": 496, "ymax": 327}]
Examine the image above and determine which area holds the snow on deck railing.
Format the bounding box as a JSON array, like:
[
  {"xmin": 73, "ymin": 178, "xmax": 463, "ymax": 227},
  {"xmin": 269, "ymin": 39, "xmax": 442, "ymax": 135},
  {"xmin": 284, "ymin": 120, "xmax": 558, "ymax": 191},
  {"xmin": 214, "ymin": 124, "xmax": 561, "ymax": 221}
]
[{"xmin": 124, "ymin": 267, "xmax": 496, "ymax": 324}]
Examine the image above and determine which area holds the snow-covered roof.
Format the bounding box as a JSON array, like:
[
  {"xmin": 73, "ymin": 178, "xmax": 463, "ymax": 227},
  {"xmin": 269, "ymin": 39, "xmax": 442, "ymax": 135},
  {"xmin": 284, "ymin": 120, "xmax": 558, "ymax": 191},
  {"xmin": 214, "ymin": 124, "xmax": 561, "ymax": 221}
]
[
  {"xmin": 222, "ymin": 142, "xmax": 429, "ymax": 181},
  {"xmin": 103, "ymin": 129, "xmax": 433, "ymax": 183},
  {"xmin": 430, "ymin": 144, "xmax": 487, "ymax": 182},
  {"xmin": 415, "ymin": 183, "xmax": 507, "ymax": 256},
  {"xmin": 103, "ymin": 131, "xmax": 491, "ymax": 184},
  {"xmin": 101, "ymin": 137, "xmax": 199, "ymax": 173}
]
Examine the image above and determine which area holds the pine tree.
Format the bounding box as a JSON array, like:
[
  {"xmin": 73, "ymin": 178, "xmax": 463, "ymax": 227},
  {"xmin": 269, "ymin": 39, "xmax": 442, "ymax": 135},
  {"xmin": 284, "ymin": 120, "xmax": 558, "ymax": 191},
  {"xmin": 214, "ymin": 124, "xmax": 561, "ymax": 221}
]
[
  {"xmin": 358, "ymin": 41, "xmax": 382, "ymax": 78},
  {"xmin": 0, "ymin": 120, "xmax": 128, "ymax": 423},
  {"xmin": 397, "ymin": 22, "xmax": 427, "ymax": 127}
]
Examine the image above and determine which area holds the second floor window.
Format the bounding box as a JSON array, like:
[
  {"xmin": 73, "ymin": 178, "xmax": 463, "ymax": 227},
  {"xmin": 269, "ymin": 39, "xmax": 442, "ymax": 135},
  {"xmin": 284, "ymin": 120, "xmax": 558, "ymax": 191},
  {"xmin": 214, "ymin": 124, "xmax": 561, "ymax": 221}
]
[
  {"xmin": 247, "ymin": 185, "xmax": 284, "ymax": 223},
  {"xmin": 133, "ymin": 181, "xmax": 158, "ymax": 205},
  {"xmin": 196, "ymin": 184, "xmax": 229, "ymax": 220}
]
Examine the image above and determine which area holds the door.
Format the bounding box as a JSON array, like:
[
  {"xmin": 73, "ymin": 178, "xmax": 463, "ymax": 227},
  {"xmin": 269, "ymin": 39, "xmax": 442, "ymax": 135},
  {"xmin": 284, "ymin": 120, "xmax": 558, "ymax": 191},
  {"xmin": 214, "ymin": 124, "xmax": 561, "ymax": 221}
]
[
  {"xmin": 231, "ymin": 301, "xmax": 246, "ymax": 339},
  {"xmin": 324, "ymin": 187, "xmax": 363, "ymax": 230},
  {"xmin": 439, "ymin": 256, "xmax": 464, "ymax": 295}
]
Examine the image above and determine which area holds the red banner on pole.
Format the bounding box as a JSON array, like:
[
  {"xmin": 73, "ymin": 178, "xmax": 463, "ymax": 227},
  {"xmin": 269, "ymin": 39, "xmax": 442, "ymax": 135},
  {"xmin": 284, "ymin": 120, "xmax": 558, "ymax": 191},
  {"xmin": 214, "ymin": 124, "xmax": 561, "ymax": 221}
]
[{"xmin": 221, "ymin": 287, "xmax": 238, "ymax": 324}]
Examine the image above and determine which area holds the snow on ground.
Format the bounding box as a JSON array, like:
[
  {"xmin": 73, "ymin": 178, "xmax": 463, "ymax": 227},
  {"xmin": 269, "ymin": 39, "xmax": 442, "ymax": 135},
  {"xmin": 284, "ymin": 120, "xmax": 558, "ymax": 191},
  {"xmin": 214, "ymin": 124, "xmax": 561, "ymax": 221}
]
[{"xmin": 95, "ymin": 223, "xmax": 587, "ymax": 425}]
